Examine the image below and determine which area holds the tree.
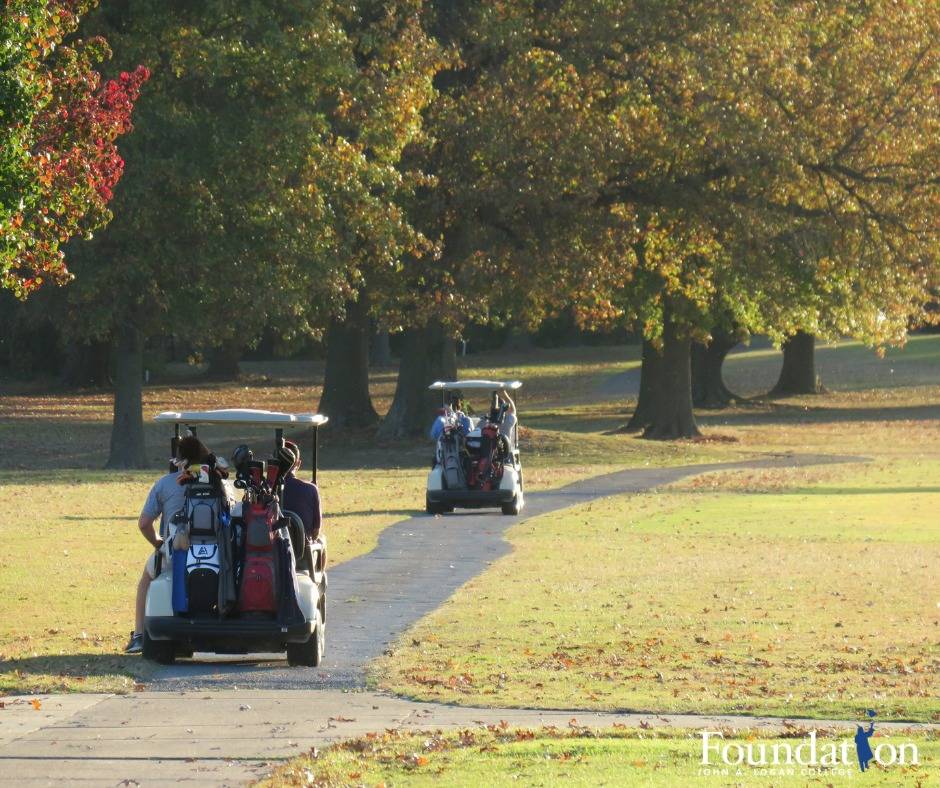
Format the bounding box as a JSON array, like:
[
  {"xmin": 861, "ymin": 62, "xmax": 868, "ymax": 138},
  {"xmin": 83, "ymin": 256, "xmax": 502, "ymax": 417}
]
[
  {"xmin": 310, "ymin": 4, "xmax": 444, "ymax": 429},
  {"xmin": 449, "ymin": 1, "xmax": 940, "ymax": 438},
  {"xmin": 692, "ymin": 323, "xmax": 743, "ymax": 409},
  {"xmin": 1, "ymin": 1, "xmax": 146, "ymax": 297},
  {"xmin": 319, "ymin": 293, "xmax": 378, "ymax": 429},
  {"xmin": 64, "ymin": 0, "xmax": 440, "ymax": 466},
  {"xmin": 770, "ymin": 331, "xmax": 821, "ymax": 397}
]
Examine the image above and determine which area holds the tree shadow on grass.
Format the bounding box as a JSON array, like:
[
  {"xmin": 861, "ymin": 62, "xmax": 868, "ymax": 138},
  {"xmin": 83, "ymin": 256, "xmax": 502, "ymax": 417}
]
[
  {"xmin": 697, "ymin": 401, "xmax": 940, "ymax": 428},
  {"xmin": 0, "ymin": 653, "xmax": 151, "ymax": 693},
  {"xmin": 330, "ymin": 508, "xmax": 423, "ymax": 519},
  {"xmin": 669, "ymin": 486, "xmax": 940, "ymax": 497}
]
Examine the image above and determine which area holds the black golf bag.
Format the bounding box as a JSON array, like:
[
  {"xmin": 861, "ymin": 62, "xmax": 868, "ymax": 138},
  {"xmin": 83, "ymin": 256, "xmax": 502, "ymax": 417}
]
[
  {"xmin": 176, "ymin": 483, "xmax": 233, "ymax": 616},
  {"xmin": 440, "ymin": 427, "xmax": 467, "ymax": 489}
]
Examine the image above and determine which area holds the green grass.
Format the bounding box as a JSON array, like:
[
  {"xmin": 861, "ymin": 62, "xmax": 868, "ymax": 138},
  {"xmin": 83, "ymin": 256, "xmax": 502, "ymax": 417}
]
[
  {"xmin": 0, "ymin": 468, "xmax": 436, "ymax": 694},
  {"xmin": 264, "ymin": 726, "xmax": 940, "ymax": 787},
  {"xmin": 374, "ymin": 460, "xmax": 940, "ymax": 722},
  {"xmin": 2, "ymin": 459, "xmax": 711, "ymax": 695},
  {"xmin": 0, "ymin": 343, "xmax": 721, "ymax": 695},
  {"xmin": 4, "ymin": 337, "xmax": 940, "ymax": 698}
]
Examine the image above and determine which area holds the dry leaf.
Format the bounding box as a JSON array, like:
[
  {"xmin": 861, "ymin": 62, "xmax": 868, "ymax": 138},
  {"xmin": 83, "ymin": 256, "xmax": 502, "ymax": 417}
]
[{"xmin": 30, "ymin": 699, "xmax": 41, "ymax": 711}]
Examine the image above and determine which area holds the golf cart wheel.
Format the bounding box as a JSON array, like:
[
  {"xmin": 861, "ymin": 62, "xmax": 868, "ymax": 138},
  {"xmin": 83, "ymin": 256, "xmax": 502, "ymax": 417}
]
[
  {"xmin": 426, "ymin": 495, "xmax": 445, "ymax": 515},
  {"xmin": 142, "ymin": 631, "xmax": 176, "ymax": 665},
  {"xmin": 501, "ymin": 494, "xmax": 522, "ymax": 516},
  {"xmin": 287, "ymin": 615, "xmax": 323, "ymax": 667}
]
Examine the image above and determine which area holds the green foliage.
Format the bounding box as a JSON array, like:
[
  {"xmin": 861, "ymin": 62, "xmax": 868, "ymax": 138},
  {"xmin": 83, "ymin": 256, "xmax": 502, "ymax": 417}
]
[
  {"xmin": 0, "ymin": 1, "xmax": 146, "ymax": 297},
  {"xmin": 63, "ymin": 0, "xmax": 443, "ymax": 345},
  {"xmin": 426, "ymin": 1, "xmax": 940, "ymax": 347}
]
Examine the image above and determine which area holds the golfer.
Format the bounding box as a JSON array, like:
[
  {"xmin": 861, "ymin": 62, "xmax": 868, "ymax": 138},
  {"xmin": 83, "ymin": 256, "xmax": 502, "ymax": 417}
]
[
  {"xmin": 430, "ymin": 392, "xmax": 472, "ymax": 440},
  {"xmin": 125, "ymin": 435, "xmax": 210, "ymax": 654},
  {"xmin": 278, "ymin": 440, "xmax": 322, "ymax": 541},
  {"xmin": 497, "ymin": 389, "xmax": 518, "ymax": 448}
]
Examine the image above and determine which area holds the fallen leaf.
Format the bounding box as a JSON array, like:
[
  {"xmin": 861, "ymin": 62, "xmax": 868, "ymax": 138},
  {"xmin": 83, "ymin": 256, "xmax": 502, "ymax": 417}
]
[{"xmin": 31, "ymin": 699, "xmax": 41, "ymax": 711}]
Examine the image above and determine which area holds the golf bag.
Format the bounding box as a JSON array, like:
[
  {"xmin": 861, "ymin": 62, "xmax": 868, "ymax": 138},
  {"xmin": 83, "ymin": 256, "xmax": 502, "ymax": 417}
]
[
  {"xmin": 440, "ymin": 427, "xmax": 467, "ymax": 490},
  {"xmin": 273, "ymin": 520, "xmax": 305, "ymax": 626},
  {"xmin": 467, "ymin": 423, "xmax": 504, "ymax": 491},
  {"xmin": 238, "ymin": 502, "xmax": 278, "ymax": 614},
  {"xmin": 172, "ymin": 482, "xmax": 231, "ymax": 616}
]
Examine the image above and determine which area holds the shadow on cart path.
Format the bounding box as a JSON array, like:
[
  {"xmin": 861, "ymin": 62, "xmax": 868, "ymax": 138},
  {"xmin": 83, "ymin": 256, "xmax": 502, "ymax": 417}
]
[{"xmin": 148, "ymin": 452, "xmax": 860, "ymax": 691}]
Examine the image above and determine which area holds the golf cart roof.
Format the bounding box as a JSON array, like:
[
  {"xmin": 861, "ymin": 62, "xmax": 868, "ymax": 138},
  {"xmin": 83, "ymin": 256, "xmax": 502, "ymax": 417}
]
[
  {"xmin": 154, "ymin": 409, "xmax": 328, "ymax": 427},
  {"xmin": 428, "ymin": 380, "xmax": 522, "ymax": 392}
]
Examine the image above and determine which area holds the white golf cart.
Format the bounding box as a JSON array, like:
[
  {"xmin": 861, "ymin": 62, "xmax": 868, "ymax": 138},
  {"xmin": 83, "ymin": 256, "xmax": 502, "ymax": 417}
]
[
  {"xmin": 426, "ymin": 380, "xmax": 524, "ymax": 516},
  {"xmin": 144, "ymin": 409, "xmax": 328, "ymax": 667}
]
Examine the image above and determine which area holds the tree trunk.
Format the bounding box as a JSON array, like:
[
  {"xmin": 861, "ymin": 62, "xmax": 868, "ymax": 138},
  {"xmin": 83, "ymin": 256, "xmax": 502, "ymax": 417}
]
[
  {"xmin": 621, "ymin": 339, "xmax": 662, "ymax": 432},
  {"xmin": 691, "ymin": 326, "xmax": 739, "ymax": 409},
  {"xmin": 377, "ymin": 319, "xmax": 456, "ymax": 439},
  {"xmin": 318, "ymin": 295, "xmax": 379, "ymax": 429},
  {"xmin": 205, "ymin": 339, "xmax": 242, "ymax": 380},
  {"xmin": 106, "ymin": 329, "xmax": 148, "ymax": 469},
  {"xmin": 642, "ymin": 303, "xmax": 701, "ymax": 440},
  {"xmin": 60, "ymin": 339, "xmax": 111, "ymax": 388},
  {"xmin": 770, "ymin": 330, "xmax": 821, "ymax": 396},
  {"xmin": 369, "ymin": 327, "xmax": 393, "ymax": 367}
]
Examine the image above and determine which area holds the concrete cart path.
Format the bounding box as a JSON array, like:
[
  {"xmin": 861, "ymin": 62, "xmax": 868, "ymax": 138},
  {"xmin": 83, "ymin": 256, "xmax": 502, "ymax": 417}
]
[
  {"xmin": 147, "ymin": 453, "xmax": 854, "ymax": 691},
  {"xmin": 1, "ymin": 689, "xmax": 934, "ymax": 787}
]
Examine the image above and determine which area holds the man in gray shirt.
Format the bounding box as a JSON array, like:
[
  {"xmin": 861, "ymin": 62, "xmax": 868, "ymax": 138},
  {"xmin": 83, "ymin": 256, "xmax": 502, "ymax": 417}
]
[{"xmin": 126, "ymin": 436, "xmax": 208, "ymax": 654}]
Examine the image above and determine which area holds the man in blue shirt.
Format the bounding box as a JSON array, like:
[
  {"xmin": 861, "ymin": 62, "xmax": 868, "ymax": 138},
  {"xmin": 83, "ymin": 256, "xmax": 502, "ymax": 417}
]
[{"xmin": 430, "ymin": 393, "xmax": 472, "ymax": 440}]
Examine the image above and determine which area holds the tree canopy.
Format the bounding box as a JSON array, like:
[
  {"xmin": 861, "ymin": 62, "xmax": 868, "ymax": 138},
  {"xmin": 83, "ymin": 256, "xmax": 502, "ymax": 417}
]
[
  {"xmin": 4, "ymin": 1, "xmax": 940, "ymax": 453},
  {"xmin": 0, "ymin": 0, "xmax": 147, "ymax": 297}
]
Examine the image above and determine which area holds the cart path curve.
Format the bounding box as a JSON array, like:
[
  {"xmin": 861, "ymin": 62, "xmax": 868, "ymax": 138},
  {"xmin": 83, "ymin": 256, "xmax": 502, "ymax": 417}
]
[{"xmin": 148, "ymin": 453, "xmax": 859, "ymax": 691}]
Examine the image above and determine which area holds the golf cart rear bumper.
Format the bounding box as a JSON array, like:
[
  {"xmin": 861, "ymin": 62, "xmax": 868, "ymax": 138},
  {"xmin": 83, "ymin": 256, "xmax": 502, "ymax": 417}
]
[
  {"xmin": 428, "ymin": 489, "xmax": 514, "ymax": 507},
  {"xmin": 146, "ymin": 615, "xmax": 313, "ymax": 644}
]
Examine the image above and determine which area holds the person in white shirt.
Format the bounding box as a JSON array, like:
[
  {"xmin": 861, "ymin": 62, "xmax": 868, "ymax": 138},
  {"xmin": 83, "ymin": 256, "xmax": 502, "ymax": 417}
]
[{"xmin": 497, "ymin": 389, "xmax": 517, "ymax": 448}]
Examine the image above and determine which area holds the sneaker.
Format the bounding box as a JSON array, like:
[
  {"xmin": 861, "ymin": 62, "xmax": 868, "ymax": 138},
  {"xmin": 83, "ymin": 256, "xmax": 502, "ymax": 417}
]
[{"xmin": 125, "ymin": 631, "xmax": 143, "ymax": 654}]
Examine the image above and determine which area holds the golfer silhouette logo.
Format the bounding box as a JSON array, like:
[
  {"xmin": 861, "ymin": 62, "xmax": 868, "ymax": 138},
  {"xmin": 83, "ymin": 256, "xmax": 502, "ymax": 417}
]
[{"xmin": 855, "ymin": 709, "xmax": 877, "ymax": 771}]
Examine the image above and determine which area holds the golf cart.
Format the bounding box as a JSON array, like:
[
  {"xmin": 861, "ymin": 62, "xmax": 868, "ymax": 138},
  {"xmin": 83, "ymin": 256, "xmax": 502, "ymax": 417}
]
[
  {"xmin": 143, "ymin": 409, "xmax": 328, "ymax": 667},
  {"xmin": 426, "ymin": 380, "xmax": 524, "ymax": 516}
]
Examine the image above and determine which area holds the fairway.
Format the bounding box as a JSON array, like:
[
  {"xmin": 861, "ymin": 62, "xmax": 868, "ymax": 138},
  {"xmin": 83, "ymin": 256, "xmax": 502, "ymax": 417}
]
[
  {"xmin": 375, "ymin": 461, "xmax": 940, "ymax": 721},
  {"xmin": 0, "ymin": 346, "xmax": 725, "ymax": 694},
  {"xmin": 2, "ymin": 339, "xmax": 940, "ymax": 702}
]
